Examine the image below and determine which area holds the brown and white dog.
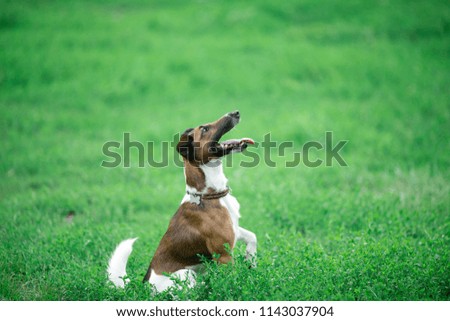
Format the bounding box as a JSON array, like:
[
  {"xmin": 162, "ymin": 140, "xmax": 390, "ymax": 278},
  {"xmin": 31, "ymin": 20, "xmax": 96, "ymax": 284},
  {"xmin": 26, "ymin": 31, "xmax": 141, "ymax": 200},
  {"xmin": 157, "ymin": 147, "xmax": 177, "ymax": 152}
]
[{"xmin": 107, "ymin": 111, "xmax": 257, "ymax": 292}]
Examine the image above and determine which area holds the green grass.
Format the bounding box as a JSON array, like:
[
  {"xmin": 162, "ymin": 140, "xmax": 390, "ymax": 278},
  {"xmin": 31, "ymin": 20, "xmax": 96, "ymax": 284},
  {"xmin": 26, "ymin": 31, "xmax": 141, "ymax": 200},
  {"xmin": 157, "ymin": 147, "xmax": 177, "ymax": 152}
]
[{"xmin": 0, "ymin": 0, "xmax": 449, "ymax": 300}]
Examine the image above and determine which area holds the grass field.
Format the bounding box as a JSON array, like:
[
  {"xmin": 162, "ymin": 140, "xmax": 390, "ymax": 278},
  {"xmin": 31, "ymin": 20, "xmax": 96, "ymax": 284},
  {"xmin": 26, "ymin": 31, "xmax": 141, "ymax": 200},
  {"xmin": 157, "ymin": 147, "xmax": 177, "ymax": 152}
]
[{"xmin": 0, "ymin": 0, "xmax": 449, "ymax": 300}]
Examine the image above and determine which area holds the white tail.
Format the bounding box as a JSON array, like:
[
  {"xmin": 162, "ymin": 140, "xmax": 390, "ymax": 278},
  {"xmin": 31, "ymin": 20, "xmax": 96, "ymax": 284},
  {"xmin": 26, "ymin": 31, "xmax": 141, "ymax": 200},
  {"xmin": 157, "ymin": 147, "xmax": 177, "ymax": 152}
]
[{"xmin": 107, "ymin": 238, "xmax": 138, "ymax": 288}]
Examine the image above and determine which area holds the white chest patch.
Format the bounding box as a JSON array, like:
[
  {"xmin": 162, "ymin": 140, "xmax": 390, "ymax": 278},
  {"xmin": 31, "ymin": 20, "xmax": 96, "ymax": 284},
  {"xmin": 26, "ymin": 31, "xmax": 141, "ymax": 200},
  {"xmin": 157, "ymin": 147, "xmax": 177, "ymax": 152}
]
[{"xmin": 199, "ymin": 161, "xmax": 228, "ymax": 192}]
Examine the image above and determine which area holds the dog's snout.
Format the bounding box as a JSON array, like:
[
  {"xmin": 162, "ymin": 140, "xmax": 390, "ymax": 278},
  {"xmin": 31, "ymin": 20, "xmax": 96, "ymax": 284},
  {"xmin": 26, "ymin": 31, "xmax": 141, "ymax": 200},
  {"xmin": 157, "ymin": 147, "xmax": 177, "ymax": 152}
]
[{"xmin": 228, "ymin": 110, "xmax": 240, "ymax": 119}]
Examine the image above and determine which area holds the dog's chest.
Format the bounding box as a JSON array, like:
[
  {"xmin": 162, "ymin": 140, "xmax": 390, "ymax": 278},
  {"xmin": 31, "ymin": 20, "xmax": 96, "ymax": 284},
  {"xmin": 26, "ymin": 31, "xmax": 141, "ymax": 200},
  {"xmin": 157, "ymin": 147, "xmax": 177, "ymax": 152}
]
[
  {"xmin": 183, "ymin": 162, "xmax": 242, "ymax": 245},
  {"xmin": 181, "ymin": 193, "xmax": 241, "ymax": 245}
]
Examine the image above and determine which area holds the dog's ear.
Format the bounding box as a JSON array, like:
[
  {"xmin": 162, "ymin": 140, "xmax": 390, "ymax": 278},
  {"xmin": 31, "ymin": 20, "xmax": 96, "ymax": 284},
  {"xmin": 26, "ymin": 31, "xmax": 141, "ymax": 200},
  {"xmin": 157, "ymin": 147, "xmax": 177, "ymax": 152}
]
[{"xmin": 176, "ymin": 128, "xmax": 194, "ymax": 160}]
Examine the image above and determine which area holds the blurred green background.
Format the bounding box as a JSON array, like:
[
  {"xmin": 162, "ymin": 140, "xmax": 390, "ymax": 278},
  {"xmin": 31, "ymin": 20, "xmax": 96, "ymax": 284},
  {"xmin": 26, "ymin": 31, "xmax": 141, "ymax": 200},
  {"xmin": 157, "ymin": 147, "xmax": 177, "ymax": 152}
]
[{"xmin": 0, "ymin": 0, "xmax": 448, "ymax": 300}]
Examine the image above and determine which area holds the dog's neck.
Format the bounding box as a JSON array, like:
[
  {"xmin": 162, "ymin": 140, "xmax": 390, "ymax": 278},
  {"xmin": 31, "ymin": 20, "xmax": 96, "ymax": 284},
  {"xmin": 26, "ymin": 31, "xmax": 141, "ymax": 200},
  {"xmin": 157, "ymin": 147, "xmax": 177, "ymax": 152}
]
[{"xmin": 184, "ymin": 159, "xmax": 228, "ymax": 201}]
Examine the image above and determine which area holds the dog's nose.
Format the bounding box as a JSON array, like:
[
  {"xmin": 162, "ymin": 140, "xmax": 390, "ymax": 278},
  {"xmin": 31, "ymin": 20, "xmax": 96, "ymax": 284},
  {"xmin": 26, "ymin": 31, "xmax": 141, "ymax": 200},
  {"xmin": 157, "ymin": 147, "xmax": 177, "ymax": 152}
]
[{"xmin": 228, "ymin": 110, "xmax": 240, "ymax": 119}]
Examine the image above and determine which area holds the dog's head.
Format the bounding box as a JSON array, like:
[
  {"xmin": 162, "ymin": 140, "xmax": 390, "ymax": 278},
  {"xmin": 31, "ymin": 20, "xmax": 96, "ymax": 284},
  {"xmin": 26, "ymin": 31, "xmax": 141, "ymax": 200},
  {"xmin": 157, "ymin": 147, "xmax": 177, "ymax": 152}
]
[{"xmin": 176, "ymin": 111, "xmax": 254, "ymax": 165}]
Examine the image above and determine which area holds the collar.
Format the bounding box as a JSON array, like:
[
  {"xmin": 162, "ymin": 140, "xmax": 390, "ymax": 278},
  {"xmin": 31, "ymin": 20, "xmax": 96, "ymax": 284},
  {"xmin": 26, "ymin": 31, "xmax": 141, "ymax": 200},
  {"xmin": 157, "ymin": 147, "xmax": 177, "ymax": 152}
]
[{"xmin": 186, "ymin": 187, "xmax": 230, "ymax": 202}]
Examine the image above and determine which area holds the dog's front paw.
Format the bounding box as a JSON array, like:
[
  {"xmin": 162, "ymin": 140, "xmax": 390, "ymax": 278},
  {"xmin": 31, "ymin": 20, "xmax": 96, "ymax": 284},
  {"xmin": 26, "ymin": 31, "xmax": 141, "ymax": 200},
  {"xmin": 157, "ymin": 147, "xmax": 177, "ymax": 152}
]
[{"xmin": 245, "ymin": 255, "xmax": 257, "ymax": 269}]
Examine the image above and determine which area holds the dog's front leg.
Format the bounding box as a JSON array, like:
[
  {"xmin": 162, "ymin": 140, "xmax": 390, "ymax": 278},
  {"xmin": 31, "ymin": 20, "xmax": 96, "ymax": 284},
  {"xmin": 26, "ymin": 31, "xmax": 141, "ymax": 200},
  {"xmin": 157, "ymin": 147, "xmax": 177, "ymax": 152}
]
[{"xmin": 237, "ymin": 227, "xmax": 257, "ymax": 267}]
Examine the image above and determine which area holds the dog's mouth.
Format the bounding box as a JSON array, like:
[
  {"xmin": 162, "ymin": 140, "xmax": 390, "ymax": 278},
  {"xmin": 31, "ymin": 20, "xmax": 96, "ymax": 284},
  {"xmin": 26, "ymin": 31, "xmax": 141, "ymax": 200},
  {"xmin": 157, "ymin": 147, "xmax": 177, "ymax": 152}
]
[
  {"xmin": 206, "ymin": 111, "xmax": 255, "ymax": 157},
  {"xmin": 219, "ymin": 137, "xmax": 255, "ymax": 154}
]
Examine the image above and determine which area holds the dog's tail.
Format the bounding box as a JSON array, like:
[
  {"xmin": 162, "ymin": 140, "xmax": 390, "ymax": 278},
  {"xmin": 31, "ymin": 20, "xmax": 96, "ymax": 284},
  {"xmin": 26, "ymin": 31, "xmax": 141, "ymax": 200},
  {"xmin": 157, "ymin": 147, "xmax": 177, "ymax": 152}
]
[{"xmin": 107, "ymin": 238, "xmax": 138, "ymax": 288}]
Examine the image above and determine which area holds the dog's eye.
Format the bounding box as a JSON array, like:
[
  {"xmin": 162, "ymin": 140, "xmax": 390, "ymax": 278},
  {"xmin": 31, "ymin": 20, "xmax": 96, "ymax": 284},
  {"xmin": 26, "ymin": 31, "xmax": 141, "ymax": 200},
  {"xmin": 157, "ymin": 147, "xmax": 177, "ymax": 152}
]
[{"xmin": 201, "ymin": 126, "xmax": 209, "ymax": 132}]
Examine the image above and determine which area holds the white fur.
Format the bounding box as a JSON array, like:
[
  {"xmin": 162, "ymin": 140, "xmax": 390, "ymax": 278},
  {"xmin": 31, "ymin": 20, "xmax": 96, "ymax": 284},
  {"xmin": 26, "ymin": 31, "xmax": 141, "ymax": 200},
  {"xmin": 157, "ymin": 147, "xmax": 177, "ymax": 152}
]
[
  {"xmin": 107, "ymin": 238, "xmax": 138, "ymax": 288},
  {"xmin": 181, "ymin": 192, "xmax": 190, "ymax": 204},
  {"xmin": 185, "ymin": 184, "xmax": 201, "ymax": 205},
  {"xmin": 238, "ymin": 227, "xmax": 257, "ymax": 265},
  {"xmin": 148, "ymin": 268, "xmax": 196, "ymax": 293},
  {"xmin": 199, "ymin": 160, "xmax": 228, "ymax": 191}
]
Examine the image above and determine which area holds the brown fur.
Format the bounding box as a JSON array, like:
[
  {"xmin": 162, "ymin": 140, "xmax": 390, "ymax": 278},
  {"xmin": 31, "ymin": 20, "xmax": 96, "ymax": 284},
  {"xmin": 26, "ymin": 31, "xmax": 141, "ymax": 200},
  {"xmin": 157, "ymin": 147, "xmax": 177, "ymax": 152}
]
[
  {"xmin": 176, "ymin": 114, "xmax": 236, "ymax": 165},
  {"xmin": 184, "ymin": 162, "xmax": 206, "ymax": 191},
  {"xmin": 144, "ymin": 199, "xmax": 234, "ymax": 279}
]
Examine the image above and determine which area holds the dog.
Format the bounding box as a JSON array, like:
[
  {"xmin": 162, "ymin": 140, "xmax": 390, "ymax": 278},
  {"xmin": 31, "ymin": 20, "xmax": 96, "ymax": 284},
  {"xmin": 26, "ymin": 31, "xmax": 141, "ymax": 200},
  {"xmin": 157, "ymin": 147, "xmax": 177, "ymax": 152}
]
[{"xmin": 107, "ymin": 111, "xmax": 257, "ymax": 292}]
